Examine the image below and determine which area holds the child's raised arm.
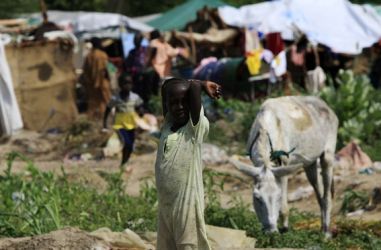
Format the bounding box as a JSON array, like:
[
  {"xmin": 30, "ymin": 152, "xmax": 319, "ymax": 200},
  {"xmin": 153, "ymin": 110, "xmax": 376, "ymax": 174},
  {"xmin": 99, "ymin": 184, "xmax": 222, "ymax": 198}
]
[{"xmin": 188, "ymin": 80, "xmax": 221, "ymax": 125}]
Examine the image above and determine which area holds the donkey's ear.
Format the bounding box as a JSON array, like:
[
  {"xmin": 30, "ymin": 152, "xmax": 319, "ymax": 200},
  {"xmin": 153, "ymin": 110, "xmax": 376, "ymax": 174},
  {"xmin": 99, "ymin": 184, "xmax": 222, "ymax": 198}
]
[
  {"xmin": 271, "ymin": 163, "xmax": 304, "ymax": 177},
  {"xmin": 229, "ymin": 155, "xmax": 261, "ymax": 177}
]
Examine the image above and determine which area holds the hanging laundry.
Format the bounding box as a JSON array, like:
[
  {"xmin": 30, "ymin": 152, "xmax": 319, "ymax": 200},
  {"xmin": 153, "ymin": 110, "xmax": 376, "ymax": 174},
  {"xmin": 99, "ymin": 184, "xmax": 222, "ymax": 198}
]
[
  {"xmin": 245, "ymin": 27, "xmax": 261, "ymax": 53},
  {"xmin": 246, "ymin": 49, "xmax": 262, "ymax": 75},
  {"xmin": 266, "ymin": 32, "xmax": 284, "ymax": 56},
  {"xmin": 270, "ymin": 50, "xmax": 287, "ymax": 82},
  {"xmin": 261, "ymin": 49, "xmax": 274, "ymax": 64}
]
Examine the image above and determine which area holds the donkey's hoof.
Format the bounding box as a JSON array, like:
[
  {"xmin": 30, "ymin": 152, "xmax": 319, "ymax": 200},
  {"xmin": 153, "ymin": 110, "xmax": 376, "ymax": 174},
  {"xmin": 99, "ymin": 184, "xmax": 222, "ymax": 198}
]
[{"xmin": 279, "ymin": 227, "xmax": 289, "ymax": 233}]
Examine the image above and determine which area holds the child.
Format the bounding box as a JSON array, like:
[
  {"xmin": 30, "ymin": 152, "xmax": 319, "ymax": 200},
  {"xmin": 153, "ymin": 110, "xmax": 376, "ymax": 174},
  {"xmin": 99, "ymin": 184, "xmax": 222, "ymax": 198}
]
[
  {"xmin": 155, "ymin": 78, "xmax": 221, "ymax": 250},
  {"xmin": 103, "ymin": 73, "xmax": 143, "ymax": 172}
]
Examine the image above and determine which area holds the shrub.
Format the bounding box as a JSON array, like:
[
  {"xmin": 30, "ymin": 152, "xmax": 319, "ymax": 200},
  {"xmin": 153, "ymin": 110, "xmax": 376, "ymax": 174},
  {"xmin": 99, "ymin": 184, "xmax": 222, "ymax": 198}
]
[
  {"xmin": 320, "ymin": 70, "xmax": 381, "ymax": 157},
  {"xmin": 207, "ymin": 98, "xmax": 261, "ymax": 154}
]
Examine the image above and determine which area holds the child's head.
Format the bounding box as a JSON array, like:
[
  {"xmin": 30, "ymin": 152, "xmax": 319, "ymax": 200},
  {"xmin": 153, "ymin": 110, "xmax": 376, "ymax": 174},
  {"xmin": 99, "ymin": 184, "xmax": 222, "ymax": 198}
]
[
  {"xmin": 162, "ymin": 78, "xmax": 190, "ymax": 125},
  {"xmin": 118, "ymin": 73, "xmax": 133, "ymax": 92},
  {"xmin": 150, "ymin": 29, "xmax": 162, "ymax": 41}
]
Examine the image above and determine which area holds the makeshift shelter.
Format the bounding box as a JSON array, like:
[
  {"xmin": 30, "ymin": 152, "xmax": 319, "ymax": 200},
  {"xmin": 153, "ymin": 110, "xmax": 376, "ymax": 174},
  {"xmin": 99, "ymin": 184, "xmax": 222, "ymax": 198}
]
[
  {"xmin": 148, "ymin": 0, "xmax": 227, "ymax": 31},
  {"xmin": 376, "ymin": 6, "xmax": 381, "ymax": 16},
  {"xmin": 218, "ymin": 0, "xmax": 381, "ymax": 54},
  {"xmin": 0, "ymin": 35, "xmax": 23, "ymax": 137},
  {"xmin": 5, "ymin": 39, "xmax": 78, "ymax": 131},
  {"xmin": 26, "ymin": 11, "xmax": 153, "ymax": 36},
  {"xmin": 25, "ymin": 11, "xmax": 154, "ymax": 72}
]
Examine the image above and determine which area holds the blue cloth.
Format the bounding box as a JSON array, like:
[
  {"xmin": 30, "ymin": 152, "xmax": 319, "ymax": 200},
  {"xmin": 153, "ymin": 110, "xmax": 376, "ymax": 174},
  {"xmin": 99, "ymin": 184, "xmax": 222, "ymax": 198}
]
[
  {"xmin": 118, "ymin": 128, "xmax": 135, "ymax": 149},
  {"xmin": 121, "ymin": 33, "xmax": 135, "ymax": 58}
]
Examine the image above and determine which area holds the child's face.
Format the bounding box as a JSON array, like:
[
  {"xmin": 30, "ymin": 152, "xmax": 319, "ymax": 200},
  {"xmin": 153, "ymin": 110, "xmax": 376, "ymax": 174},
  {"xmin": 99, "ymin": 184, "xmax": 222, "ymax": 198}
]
[
  {"xmin": 166, "ymin": 84, "xmax": 189, "ymax": 126},
  {"xmin": 121, "ymin": 82, "xmax": 133, "ymax": 92}
]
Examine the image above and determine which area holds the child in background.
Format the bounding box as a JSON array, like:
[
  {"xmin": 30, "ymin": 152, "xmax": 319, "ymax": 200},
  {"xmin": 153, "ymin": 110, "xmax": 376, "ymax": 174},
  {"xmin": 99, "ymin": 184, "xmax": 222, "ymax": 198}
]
[
  {"xmin": 103, "ymin": 73, "xmax": 143, "ymax": 172},
  {"xmin": 155, "ymin": 78, "xmax": 221, "ymax": 250}
]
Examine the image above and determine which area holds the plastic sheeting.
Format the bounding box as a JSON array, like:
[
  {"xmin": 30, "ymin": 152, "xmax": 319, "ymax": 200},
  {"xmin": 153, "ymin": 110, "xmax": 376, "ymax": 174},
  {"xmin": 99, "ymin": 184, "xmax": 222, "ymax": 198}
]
[
  {"xmin": 218, "ymin": 0, "xmax": 381, "ymax": 54},
  {"xmin": 26, "ymin": 11, "xmax": 153, "ymax": 34},
  {"xmin": 0, "ymin": 35, "xmax": 23, "ymax": 136},
  {"xmin": 147, "ymin": 0, "xmax": 227, "ymax": 31}
]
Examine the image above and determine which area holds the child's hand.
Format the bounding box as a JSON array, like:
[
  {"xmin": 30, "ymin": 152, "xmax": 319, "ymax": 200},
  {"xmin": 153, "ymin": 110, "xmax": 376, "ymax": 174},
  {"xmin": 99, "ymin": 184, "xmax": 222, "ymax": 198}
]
[{"xmin": 204, "ymin": 81, "xmax": 222, "ymax": 99}]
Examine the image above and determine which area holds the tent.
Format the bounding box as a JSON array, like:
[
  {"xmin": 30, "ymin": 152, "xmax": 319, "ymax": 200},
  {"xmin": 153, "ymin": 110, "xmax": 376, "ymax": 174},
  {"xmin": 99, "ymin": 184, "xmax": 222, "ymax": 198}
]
[
  {"xmin": 26, "ymin": 11, "xmax": 154, "ymax": 36},
  {"xmin": 376, "ymin": 6, "xmax": 381, "ymax": 16},
  {"xmin": 148, "ymin": 0, "xmax": 227, "ymax": 31},
  {"xmin": 218, "ymin": 0, "xmax": 381, "ymax": 54}
]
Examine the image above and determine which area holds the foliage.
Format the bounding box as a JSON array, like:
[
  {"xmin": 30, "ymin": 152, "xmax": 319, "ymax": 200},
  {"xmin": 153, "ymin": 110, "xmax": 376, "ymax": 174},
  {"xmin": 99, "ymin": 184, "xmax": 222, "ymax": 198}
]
[
  {"xmin": 340, "ymin": 190, "xmax": 369, "ymax": 214},
  {"xmin": 45, "ymin": 0, "xmax": 106, "ymax": 12},
  {"xmin": 319, "ymin": 70, "xmax": 381, "ymax": 152},
  {"xmin": 207, "ymin": 98, "xmax": 261, "ymax": 154},
  {"xmin": 147, "ymin": 94, "xmax": 163, "ymax": 116},
  {"xmin": 206, "ymin": 197, "xmax": 381, "ymax": 249},
  {"xmin": 1, "ymin": 0, "xmax": 379, "ymax": 19},
  {"xmin": 0, "ymin": 152, "xmax": 157, "ymax": 237},
  {"xmin": 0, "ymin": 0, "xmax": 39, "ymax": 18}
]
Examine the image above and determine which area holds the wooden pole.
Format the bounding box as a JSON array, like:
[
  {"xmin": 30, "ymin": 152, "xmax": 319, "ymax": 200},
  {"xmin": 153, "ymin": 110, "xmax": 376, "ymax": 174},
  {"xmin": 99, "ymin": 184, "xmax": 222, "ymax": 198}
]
[{"xmin": 40, "ymin": 0, "xmax": 48, "ymax": 23}]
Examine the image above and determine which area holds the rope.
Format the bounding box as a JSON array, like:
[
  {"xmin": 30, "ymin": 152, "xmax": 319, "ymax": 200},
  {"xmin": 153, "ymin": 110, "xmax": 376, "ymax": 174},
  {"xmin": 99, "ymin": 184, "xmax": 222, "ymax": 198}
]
[
  {"xmin": 246, "ymin": 131, "xmax": 260, "ymax": 157},
  {"xmin": 267, "ymin": 132, "xmax": 296, "ymax": 166}
]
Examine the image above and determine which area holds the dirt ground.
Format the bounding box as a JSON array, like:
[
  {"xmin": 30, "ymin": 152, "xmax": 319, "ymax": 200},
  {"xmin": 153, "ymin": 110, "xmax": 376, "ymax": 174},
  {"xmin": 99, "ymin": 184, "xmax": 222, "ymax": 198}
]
[
  {"xmin": 0, "ymin": 129, "xmax": 380, "ymax": 249},
  {"xmin": 1, "ymin": 130, "xmax": 380, "ymax": 221}
]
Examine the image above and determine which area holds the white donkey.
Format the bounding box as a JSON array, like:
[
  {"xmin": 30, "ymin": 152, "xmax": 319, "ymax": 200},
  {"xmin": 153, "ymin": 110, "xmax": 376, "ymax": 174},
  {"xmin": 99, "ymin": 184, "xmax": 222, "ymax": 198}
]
[{"xmin": 230, "ymin": 96, "xmax": 338, "ymax": 237}]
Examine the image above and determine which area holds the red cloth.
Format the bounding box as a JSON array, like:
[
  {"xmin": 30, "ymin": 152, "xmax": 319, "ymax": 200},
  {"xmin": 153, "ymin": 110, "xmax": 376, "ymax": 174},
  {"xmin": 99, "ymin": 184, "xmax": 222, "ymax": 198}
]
[{"xmin": 265, "ymin": 32, "xmax": 284, "ymax": 56}]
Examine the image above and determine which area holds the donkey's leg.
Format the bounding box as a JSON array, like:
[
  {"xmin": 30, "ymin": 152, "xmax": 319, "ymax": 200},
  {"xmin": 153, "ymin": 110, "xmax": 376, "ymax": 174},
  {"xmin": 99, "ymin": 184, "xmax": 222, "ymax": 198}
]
[
  {"xmin": 304, "ymin": 161, "xmax": 323, "ymax": 207},
  {"xmin": 320, "ymin": 151, "xmax": 334, "ymax": 237},
  {"xmin": 279, "ymin": 176, "xmax": 289, "ymax": 232}
]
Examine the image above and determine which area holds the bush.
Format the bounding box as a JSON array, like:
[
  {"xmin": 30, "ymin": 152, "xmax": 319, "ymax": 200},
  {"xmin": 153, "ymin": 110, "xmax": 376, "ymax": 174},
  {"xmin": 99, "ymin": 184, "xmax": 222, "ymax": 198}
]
[
  {"xmin": 320, "ymin": 70, "xmax": 381, "ymax": 158},
  {"xmin": 207, "ymin": 98, "xmax": 261, "ymax": 154}
]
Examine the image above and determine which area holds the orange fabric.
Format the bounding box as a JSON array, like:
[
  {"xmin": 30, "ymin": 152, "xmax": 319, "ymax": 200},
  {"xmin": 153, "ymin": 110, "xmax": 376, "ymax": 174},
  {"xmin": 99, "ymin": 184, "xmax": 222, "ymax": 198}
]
[{"xmin": 82, "ymin": 49, "xmax": 112, "ymax": 119}]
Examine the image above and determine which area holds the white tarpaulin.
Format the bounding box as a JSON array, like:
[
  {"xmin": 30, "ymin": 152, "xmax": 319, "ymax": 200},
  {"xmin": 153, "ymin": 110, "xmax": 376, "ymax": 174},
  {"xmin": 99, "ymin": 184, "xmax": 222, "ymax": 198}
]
[
  {"xmin": 218, "ymin": 0, "xmax": 381, "ymax": 54},
  {"xmin": 26, "ymin": 11, "xmax": 154, "ymax": 34},
  {"xmin": 218, "ymin": 2, "xmax": 294, "ymax": 40},
  {"xmin": 0, "ymin": 35, "xmax": 23, "ymax": 136}
]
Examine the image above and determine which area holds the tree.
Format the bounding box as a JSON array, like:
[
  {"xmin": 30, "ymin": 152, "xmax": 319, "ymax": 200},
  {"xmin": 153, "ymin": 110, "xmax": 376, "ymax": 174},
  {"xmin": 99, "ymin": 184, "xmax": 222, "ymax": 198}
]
[
  {"xmin": 44, "ymin": 0, "xmax": 107, "ymax": 12},
  {"xmin": 0, "ymin": 0, "xmax": 39, "ymax": 18}
]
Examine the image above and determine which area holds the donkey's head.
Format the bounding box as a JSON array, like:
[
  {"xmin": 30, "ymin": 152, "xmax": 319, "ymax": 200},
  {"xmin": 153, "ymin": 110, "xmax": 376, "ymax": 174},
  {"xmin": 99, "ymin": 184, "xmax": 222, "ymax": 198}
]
[
  {"xmin": 232, "ymin": 129, "xmax": 298, "ymax": 232},
  {"xmin": 252, "ymin": 167, "xmax": 282, "ymax": 232}
]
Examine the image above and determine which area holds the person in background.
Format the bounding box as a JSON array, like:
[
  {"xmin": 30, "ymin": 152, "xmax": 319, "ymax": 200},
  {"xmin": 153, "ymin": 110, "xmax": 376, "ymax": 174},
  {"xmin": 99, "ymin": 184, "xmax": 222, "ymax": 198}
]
[
  {"xmin": 82, "ymin": 37, "xmax": 112, "ymax": 119},
  {"xmin": 103, "ymin": 73, "xmax": 143, "ymax": 172},
  {"xmin": 155, "ymin": 77, "xmax": 221, "ymax": 250},
  {"xmin": 125, "ymin": 33, "xmax": 147, "ymax": 77},
  {"xmin": 148, "ymin": 29, "xmax": 188, "ymax": 78},
  {"xmin": 125, "ymin": 33, "xmax": 153, "ymax": 106}
]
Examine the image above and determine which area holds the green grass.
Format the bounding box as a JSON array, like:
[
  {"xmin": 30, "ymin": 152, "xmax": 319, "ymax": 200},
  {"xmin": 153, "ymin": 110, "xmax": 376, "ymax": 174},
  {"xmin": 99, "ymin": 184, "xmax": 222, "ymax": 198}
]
[
  {"xmin": 1, "ymin": 152, "xmax": 381, "ymax": 249},
  {"xmin": 0, "ymin": 152, "xmax": 157, "ymax": 237}
]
